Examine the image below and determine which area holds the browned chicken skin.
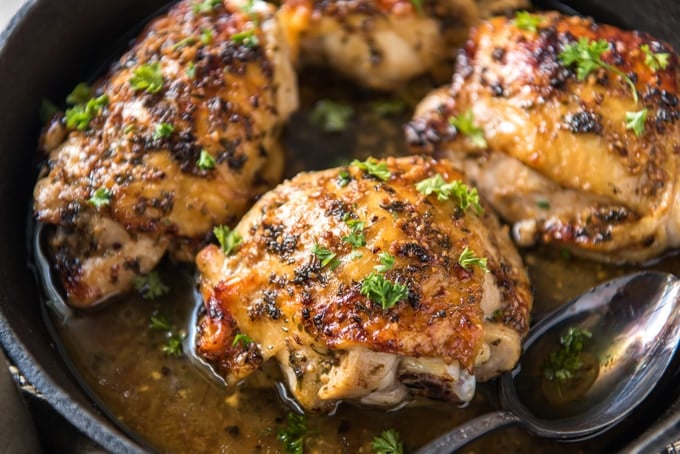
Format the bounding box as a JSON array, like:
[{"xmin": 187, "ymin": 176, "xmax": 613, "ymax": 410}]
[
  {"xmin": 33, "ymin": 0, "xmax": 298, "ymax": 306},
  {"xmin": 408, "ymin": 12, "xmax": 680, "ymax": 263},
  {"xmin": 196, "ymin": 156, "xmax": 532, "ymax": 412}
]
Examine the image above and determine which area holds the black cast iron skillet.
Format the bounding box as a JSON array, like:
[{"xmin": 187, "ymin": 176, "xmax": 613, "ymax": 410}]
[{"xmin": 0, "ymin": 1, "xmax": 678, "ymax": 452}]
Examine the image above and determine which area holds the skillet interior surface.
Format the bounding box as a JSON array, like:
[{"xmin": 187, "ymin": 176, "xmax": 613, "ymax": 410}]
[{"xmin": 0, "ymin": 0, "xmax": 678, "ymax": 452}]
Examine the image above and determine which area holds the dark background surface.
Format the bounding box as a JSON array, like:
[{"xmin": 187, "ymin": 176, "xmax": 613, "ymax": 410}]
[{"xmin": 0, "ymin": 0, "xmax": 678, "ymax": 453}]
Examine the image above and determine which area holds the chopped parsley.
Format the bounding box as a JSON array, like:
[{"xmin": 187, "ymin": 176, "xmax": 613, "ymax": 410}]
[
  {"xmin": 342, "ymin": 214, "xmax": 366, "ymax": 248},
  {"xmin": 337, "ymin": 169, "xmax": 351, "ymax": 187},
  {"xmin": 536, "ymin": 199, "xmax": 551, "ymax": 210},
  {"xmin": 374, "ymin": 252, "xmax": 395, "ymax": 273},
  {"xmin": 458, "ymin": 247, "xmax": 489, "ymax": 272},
  {"xmin": 186, "ymin": 62, "xmax": 197, "ymax": 79},
  {"xmin": 88, "ymin": 187, "xmax": 112, "ymax": 208},
  {"xmin": 149, "ymin": 312, "xmax": 184, "ymax": 357},
  {"xmin": 197, "ymin": 149, "xmax": 216, "ymax": 170},
  {"xmin": 65, "ymin": 94, "xmax": 109, "ymax": 131},
  {"xmin": 214, "ymin": 225, "xmax": 243, "ymax": 255},
  {"xmin": 129, "ymin": 62, "xmax": 164, "ymax": 94},
  {"xmin": 625, "ymin": 108, "xmax": 648, "ymax": 137},
  {"xmin": 133, "ymin": 271, "xmax": 170, "ymax": 299},
  {"xmin": 415, "ymin": 173, "xmax": 483, "ymax": 214},
  {"xmin": 309, "ymin": 99, "xmax": 353, "ymax": 132},
  {"xmin": 360, "ymin": 273, "xmax": 409, "ymax": 310},
  {"xmin": 193, "ymin": 0, "xmax": 222, "ymax": 14},
  {"xmin": 350, "ymin": 157, "xmax": 391, "ymax": 181},
  {"xmin": 513, "ymin": 11, "xmax": 542, "ymax": 32},
  {"xmin": 232, "ymin": 333, "xmax": 254, "ymax": 347},
  {"xmin": 371, "ymin": 99, "xmax": 407, "ymax": 117},
  {"xmin": 543, "ymin": 327, "xmax": 592, "ymax": 384},
  {"xmin": 200, "ymin": 27, "xmax": 214, "ymax": 45},
  {"xmin": 641, "ymin": 44, "xmax": 670, "ymax": 72},
  {"xmin": 347, "ymin": 250, "xmax": 364, "ymax": 261},
  {"xmin": 172, "ymin": 36, "xmax": 197, "ymax": 50},
  {"xmin": 371, "ymin": 429, "xmax": 404, "ymax": 454},
  {"xmin": 66, "ymin": 82, "xmax": 92, "ymax": 105},
  {"xmin": 559, "ymin": 38, "xmax": 638, "ymax": 104},
  {"xmin": 312, "ymin": 244, "xmax": 340, "ymax": 270},
  {"xmin": 449, "ymin": 109, "xmax": 487, "ymax": 148},
  {"xmin": 153, "ymin": 122, "xmax": 174, "ymax": 139},
  {"xmin": 277, "ymin": 412, "xmax": 307, "ymax": 454},
  {"xmin": 231, "ymin": 29, "xmax": 259, "ymax": 48}
]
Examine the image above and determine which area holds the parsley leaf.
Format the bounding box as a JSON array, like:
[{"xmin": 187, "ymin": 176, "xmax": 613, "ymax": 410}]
[
  {"xmin": 625, "ymin": 108, "xmax": 647, "ymax": 137},
  {"xmin": 371, "ymin": 99, "xmax": 407, "ymax": 117},
  {"xmin": 347, "ymin": 250, "xmax": 364, "ymax": 261},
  {"xmin": 536, "ymin": 199, "xmax": 551, "ymax": 210},
  {"xmin": 66, "ymin": 82, "xmax": 92, "ymax": 105},
  {"xmin": 150, "ymin": 313, "xmax": 173, "ymax": 331},
  {"xmin": 133, "ymin": 271, "xmax": 170, "ymax": 299},
  {"xmin": 513, "ymin": 11, "xmax": 542, "ymax": 32},
  {"xmin": 543, "ymin": 327, "xmax": 592, "ymax": 383},
  {"xmin": 214, "ymin": 225, "xmax": 243, "ymax": 255},
  {"xmin": 559, "ymin": 38, "xmax": 638, "ymax": 104},
  {"xmin": 641, "ymin": 44, "xmax": 670, "ymax": 72},
  {"xmin": 312, "ymin": 244, "xmax": 340, "ymax": 270},
  {"xmin": 65, "ymin": 94, "xmax": 109, "ymax": 130},
  {"xmin": 350, "ymin": 157, "xmax": 391, "ymax": 181},
  {"xmin": 415, "ymin": 173, "xmax": 483, "ymax": 214},
  {"xmin": 277, "ymin": 412, "xmax": 307, "ymax": 454},
  {"xmin": 458, "ymin": 247, "xmax": 489, "ymax": 272},
  {"xmin": 88, "ymin": 187, "xmax": 112, "ymax": 208},
  {"xmin": 231, "ymin": 29, "xmax": 260, "ymax": 48},
  {"xmin": 360, "ymin": 273, "xmax": 409, "ymax": 310},
  {"xmin": 197, "ymin": 149, "xmax": 216, "ymax": 170},
  {"xmin": 149, "ymin": 312, "xmax": 184, "ymax": 357},
  {"xmin": 374, "ymin": 252, "xmax": 395, "ymax": 273},
  {"xmin": 371, "ymin": 429, "xmax": 404, "ymax": 454},
  {"xmin": 337, "ymin": 169, "xmax": 351, "ymax": 187},
  {"xmin": 342, "ymin": 214, "xmax": 366, "ymax": 248},
  {"xmin": 201, "ymin": 27, "xmax": 214, "ymax": 45},
  {"xmin": 309, "ymin": 99, "xmax": 353, "ymax": 132},
  {"xmin": 129, "ymin": 62, "xmax": 164, "ymax": 94},
  {"xmin": 172, "ymin": 36, "xmax": 197, "ymax": 50},
  {"xmin": 232, "ymin": 333, "xmax": 254, "ymax": 347},
  {"xmin": 193, "ymin": 0, "xmax": 222, "ymax": 14},
  {"xmin": 186, "ymin": 62, "xmax": 197, "ymax": 79},
  {"xmin": 449, "ymin": 109, "xmax": 487, "ymax": 148},
  {"xmin": 153, "ymin": 122, "xmax": 174, "ymax": 139}
]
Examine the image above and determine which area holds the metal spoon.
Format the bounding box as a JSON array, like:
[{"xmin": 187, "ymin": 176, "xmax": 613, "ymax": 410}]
[{"xmin": 418, "ymin": 271, "xmax": 680, "ymax": 453}]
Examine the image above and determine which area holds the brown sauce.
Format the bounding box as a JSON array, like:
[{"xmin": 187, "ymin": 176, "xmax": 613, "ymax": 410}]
[{"xmin": 41, "ymin": 70, "xmax": 680, "ymax": 453}]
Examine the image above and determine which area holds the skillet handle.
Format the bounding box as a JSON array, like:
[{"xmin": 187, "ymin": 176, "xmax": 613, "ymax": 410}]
[{"xmin": 415, "ymin": 410, "xmax": 521, "ymax": 454}]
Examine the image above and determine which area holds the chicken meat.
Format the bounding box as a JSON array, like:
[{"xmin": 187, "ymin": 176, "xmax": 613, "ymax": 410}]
[
  {"xmin": 407, "ymin": 12, "xmax": 680, "ymax": 263},
  {"xmin": 195, "ymin": 156, "xmax": 532, "ymax": 412},
  {"xmin": 33, "ymin": 0, "xmax": 298, "ymax": 307},
  {"xmin": 277, "ymin": 0, "xmax": 528, "ymax": 90}
]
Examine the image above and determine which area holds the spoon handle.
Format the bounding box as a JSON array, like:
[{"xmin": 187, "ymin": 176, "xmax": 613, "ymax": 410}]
[{"xmin": 416, "ymin": 410, "xmax": 521, "ymax": 454}]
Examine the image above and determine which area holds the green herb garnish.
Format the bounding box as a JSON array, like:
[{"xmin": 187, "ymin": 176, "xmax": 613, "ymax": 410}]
[
  {"xmin": 172, "ymin": 36, "xmax": 197, "ymax": 50},
  {"xmin": 371, "ymin": 99, "xmax": 407, "ymax": 117},
  {"xmin": 129, "ymin": 62, "xmax": 164, "ymax": 94},
  {"xmin": 232, "ymin": 333, "xmax": 254, "ymax": 347},
  {"xmin": 374, "ymin": 252, "xmax": 395, "ymax": 273},
  {"xmin": 214, "ymin": 225, "xmax": 243, "ymax": 255},
  {"xmin": 458, "ymin": 247, "xmax": 489, "ymax": 272},
  {"xmin": 371, "ymin": 429, "xmax": 404, "ymax": 454},
  {"xmin": 186, "ymin": 62, "xmax": 197, "ymax": 79},
  {"xmin": 88, "ymin": 187, "xmax": 112, "ymax": 208},
  {"xmin": 312, "ymin": 244, "xmax": 340, "ymax": 270},
  {"xmin": 193, "ymin": 0, "xmax": 222, "ymax": 14},
  {"xmin": 342, "ymin": 215, "xmax": 366, "ymax": 248},
  {"xmin": 309, "ymin": 99, "xmax": 353, "ymax": 132},
  {"xmin": 150, "ymin": 313, "xmax": 172, "ymax": 331},
  {"xmin": 513, "ymin": 11, "xmax": 542, "ymax": 32},
  {"xmin": 641, "ymin": 44, "xmax": 670, "ymax": 72},
  {"xmin": 350, "ymin": 157, "xmax": 391, "ymax": 181},
  {"xmin": 337, "ymin": 169, "xmax": 351, "ymax": 187},
  {"xmin": 360, "ymin": 273, "xmax": 409, "ymax": 310},
  {"xmin": 231, "ymin": 29, "xmax": 259, "ymax": 48},
  {"xmin": 410, "ymin": 0, "xmax": 423, "ymax": 15},
  {"xmin": 543, "ymin": 327, "xmax": 592, "ymax": 383},
  {"xmin": 65, "ymin": 94, "xmax": 109, "ymax": 130},
  {"xmin": 133, "ymin": 270, "xmax": 170, "ymax": 299},
  {"xmin": 625, "ymin": 108, "xmax": 648, "ymax": 137},
  {"xmin": 66, "ymin": 82, "xmax": 92, "ymax": 105},
  {"xmin": 149, "ymin": 312, "xmax": 184, "ymax": 357},
  {"xmin": 153, "ymin": 122, "xmax": 174, "ymax": 139},
  {"xmin": 201, "ymin": 27, "xmax": 214, "ymax": 45},
  {"xmin": 197, "ymin": 149, "xmax": 216, "ymax": 170},
  {"xmin": 347, "ymin": 250, "xmax": 364, "ymax": 261},
  {"xmin": 449, "ymin": 109, "xmax": 487, "ymax": 148},
  {"xmin": 536, "ymin": 200, "xmax": 551, "ymax": 210},
  {"xmin": 415, "ymin": 173, "xmax": 483, "ymax": 214},
  {"xmin": 277, "ymin": 412, "xmax": 307, "ymax": 454}
]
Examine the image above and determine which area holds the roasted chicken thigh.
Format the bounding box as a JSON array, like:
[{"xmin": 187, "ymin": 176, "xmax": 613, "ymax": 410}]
[
  {"xmin": 407, "ymin": 12, "xmax": 680, "ymax": 263},
  {"xmin": 195, "ymin": 156, "xmax": 532, "ymax": 412},
  {"xmin": 33, "ymin": 0, "xmax": 298, "ymax": 306}
]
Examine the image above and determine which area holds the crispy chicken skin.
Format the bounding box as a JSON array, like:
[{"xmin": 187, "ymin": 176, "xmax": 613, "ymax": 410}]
[
  {"xmin": 278, "ymin": 0, "xmax": 531, "ymax": 90},
  {"xmin": 407, "ymin": 12, "xmax": 680, "ymax": 263},
  {"xmin": 195, "ymin": 156, "xmax": 531, "ymax": 412},
  {"xmin": 33, "ymin": 0, "xmax": 298, "ymax": 307}
]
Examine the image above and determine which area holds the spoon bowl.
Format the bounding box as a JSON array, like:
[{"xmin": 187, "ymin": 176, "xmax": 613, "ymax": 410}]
[{"xmin": 418, "ymin": 272, "xmax": 680, "ymax": 453}]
